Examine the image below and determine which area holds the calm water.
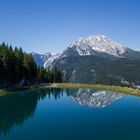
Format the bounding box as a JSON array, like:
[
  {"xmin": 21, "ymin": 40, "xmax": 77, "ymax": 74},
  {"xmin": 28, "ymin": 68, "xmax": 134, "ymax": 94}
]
[{"xmin": 0, "ymin": 88, "xmax": 140, "ymax": 140}]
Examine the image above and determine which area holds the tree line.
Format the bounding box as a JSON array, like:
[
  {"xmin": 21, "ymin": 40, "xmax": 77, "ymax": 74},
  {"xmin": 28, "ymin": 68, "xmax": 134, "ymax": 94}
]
[
  {"xmin": 37, "ymin": 66, "xmax": 63, "ymax": 83},
  {"xmin": 0, "ymin": 43, "xmax": 63, "ymax": 88}
]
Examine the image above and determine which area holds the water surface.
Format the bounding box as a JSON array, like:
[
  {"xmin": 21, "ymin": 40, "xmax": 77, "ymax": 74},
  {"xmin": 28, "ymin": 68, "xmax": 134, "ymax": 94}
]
[{"xmin": 0, "ymin": 88, "xmax": 140, "ymax": 140}]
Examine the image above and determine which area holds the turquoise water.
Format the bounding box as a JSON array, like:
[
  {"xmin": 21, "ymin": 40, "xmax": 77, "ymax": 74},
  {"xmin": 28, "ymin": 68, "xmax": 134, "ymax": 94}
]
[{"xmin": 0, "ymin": 88, "xmax": 140, "ymax": 140}]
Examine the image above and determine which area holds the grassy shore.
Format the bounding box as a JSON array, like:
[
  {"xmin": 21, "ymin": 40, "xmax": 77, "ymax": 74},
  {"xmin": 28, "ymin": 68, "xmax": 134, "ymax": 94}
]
[
  {"xmin": 53, "ymin": 83, "xmax": 140, "ymax": 96},
  {"xmin": 0, "ymin": 89, "xmax": 7, "ymax": 96},
  {"xmin": 0, "ymin": 83, "xmax": 140, "ymax": 96}
]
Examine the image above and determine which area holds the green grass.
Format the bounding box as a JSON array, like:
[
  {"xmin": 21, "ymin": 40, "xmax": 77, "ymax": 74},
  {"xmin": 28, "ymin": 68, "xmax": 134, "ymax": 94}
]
[
  {"xmin": 53, "ymin": 83, "xmax": 140, "ymax": 96},
  {"xmin": 0, "ymin": 89, "xmax": 7, "ymax": 96}
]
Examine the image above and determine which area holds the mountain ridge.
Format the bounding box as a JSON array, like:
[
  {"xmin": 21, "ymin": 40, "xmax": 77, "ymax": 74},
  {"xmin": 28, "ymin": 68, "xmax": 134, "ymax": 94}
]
[
  {"xmin": 62, "ymin": 35, "xmax": 127, "ymax": 57},
  {"xmin": 32, "ymin": 35, "xmax": 140, "ymax": 85}
]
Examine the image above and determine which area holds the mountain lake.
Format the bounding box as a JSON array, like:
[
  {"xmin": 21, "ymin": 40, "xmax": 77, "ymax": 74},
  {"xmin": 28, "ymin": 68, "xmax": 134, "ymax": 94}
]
[{"xmin": 0, "ymin": 88, "xmax": 140, "ymax": 140}]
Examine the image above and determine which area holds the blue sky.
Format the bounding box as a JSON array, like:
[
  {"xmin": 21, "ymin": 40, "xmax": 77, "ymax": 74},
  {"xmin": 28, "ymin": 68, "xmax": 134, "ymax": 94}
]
[{"xmin": 0, "ymin": 0, "xmax": 140, "ymax": 53}]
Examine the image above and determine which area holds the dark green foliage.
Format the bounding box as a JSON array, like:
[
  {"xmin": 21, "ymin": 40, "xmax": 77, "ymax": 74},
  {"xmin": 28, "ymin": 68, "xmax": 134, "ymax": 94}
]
[
  {"xmin": 37, "ymin": 67, "xmax": 47, "ymax": 83},
  {"xmin": 95, "ymin": 75, "xmax": 102, "ymax": 84},
  {"xmin": 0, "ymin": 42, "xmax": 63, "ymax": 87},
  {"xmin": 23, "ymin": 54, "xmax": 37, "ymax": 82},
  {"xmin": 0, "ymin": 43, "xmax": 37, "ymax": 88},
  {"xmin": 51, "ymin": 66, "xmax": 63, "ymax": 83},
  {"xmin": 37, "ymin": 66, "xmax": 63, "ymax": 83},
  {"xmin": 46, "ymin": 70, "xmax": 53, "ymax": 83}
]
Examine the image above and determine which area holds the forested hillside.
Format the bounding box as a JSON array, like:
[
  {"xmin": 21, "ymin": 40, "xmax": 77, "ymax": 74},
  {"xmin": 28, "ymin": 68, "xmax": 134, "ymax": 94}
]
[{"xmin": 0, "ymin": 43, "xmax": 63, "ymax": 88}]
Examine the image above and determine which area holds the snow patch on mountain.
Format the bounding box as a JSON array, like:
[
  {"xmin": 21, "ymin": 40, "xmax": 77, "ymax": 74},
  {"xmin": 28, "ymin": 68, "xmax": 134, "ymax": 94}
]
[
  {"xmin": 44, "ymin": 53, "xmax": 60, "ymax": 69},
  {"xmin": 34, "ymin": 35, "xmax": 137, "ymax": 69},
  {"xmin": 32, "ymin": 52, "xmax": 52, "ymax": 66},
  {"xmin": 65, "ymin": 35, "xmax": 127, "ymax": 57}
]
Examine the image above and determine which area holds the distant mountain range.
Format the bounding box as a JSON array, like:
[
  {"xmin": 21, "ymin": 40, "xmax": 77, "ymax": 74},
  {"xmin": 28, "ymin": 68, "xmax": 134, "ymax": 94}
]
[
  {"xmin": 31, "ymin": 52, "xmax": 52, "ymax": 67},
  {"xmin": 32, "ymin": 35, "xmax": 140, "ymax": 85}
]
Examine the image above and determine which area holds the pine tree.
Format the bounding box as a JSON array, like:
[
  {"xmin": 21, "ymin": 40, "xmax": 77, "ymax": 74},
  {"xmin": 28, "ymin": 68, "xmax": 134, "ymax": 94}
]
[
  {"xmin": 0, "ymin": 43, "xmax": 38, "ymax": 87},
  {"xmin": 37, "ymin": 66, "xmax": 47, "ymax": 83},
  {"xmin": 23, "ymin": 54, "xmax": 37, "ymax": 83},
  {"xmin": 0, "ymin": 42, "xmax": 63, "ymax": 88}
]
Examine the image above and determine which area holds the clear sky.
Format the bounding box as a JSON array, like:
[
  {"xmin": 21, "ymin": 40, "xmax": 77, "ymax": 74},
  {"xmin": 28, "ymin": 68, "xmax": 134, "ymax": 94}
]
[{"xmin": 0, "ymin": 0, "xmax": 140, "ymax": 54}]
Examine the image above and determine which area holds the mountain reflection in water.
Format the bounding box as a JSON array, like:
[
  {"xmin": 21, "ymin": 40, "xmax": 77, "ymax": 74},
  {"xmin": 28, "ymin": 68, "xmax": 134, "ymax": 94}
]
[
  {"xmin": 0, "ymin": 88, "xmax": 122, "ymax": 136},
  {"xmin": 66, "ymin": 89, "xmax": 122, "ymax": 108}
]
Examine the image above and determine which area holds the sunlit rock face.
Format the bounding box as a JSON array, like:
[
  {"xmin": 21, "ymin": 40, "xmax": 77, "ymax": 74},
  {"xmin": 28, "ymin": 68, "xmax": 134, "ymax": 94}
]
[{"xmin": 67, "ymin": 89, "xmax": 122, "ymax": 108}]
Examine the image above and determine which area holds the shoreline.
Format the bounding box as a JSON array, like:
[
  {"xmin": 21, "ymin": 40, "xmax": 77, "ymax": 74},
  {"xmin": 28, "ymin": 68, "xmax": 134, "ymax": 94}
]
[
  {"xmin": 0, "ymin": 83, "xmax": 140, "ymax": 96},
  {"xmin": 53, "ymin": 83, "xmax": 140, "ymax": 96}
]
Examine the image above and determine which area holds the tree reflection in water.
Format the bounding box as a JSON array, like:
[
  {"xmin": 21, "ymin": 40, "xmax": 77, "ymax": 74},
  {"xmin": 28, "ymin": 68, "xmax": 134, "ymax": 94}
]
[
  {"xmin": 0, "ymin": 88, "xmax": 122, "ymax": 136},
  {"xmin": 0, "ymin": 88, "xmax": 63, "ymax": 135}
]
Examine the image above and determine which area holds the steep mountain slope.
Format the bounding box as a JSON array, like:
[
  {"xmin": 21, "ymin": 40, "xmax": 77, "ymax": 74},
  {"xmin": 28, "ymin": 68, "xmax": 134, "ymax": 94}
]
[
  {"xmin": 44, "ymin": 35, "xmax": 140, "ymax": 69},
  {"xmin": 32, "ymin": 52, "xmax": 52, "ymax": 67},
  {"xmin": 44, "ymin": 53, "xmax": 60, "ymax": 69},
  {"xmin": 52, "ymin": 55, "xmax": 140, "ymax": 85},
  {"xmin": 33, "ymin": 35, "xmax": 140, "ymax": 85}
]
